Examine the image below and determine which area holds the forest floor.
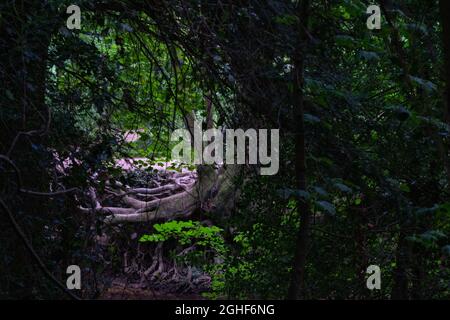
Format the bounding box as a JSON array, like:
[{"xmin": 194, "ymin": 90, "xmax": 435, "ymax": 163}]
[
  {"xmin": 89, "ymin": 148, "xmax": 209, "ymax": 300},
  {"xmin": 99, "ymin": 278, "xmax": 206, "ymax": 300}
]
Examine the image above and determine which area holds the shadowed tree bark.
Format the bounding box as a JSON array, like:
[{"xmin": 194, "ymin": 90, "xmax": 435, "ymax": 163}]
[
  {"xmin": 288, "ymin": 0, "xmax": 311, "ymax": 300},
  {"xmin": 440, "ymin": 0, "xmax": 450, "ymax": 124},
  {"xmin": 0, "ymin": 0, "xmax": 80, "ymax": 299}
]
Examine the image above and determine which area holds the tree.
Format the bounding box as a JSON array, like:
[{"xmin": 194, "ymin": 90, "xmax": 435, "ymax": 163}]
[{"xmin": 288, "ymin": 0, "xmax": 311, "ymax": 300}]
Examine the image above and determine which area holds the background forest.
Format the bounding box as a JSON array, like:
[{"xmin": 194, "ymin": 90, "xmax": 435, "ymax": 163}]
[{"xmin": 1, "ymin": 0, "xmax": 450, "ymax": 300}]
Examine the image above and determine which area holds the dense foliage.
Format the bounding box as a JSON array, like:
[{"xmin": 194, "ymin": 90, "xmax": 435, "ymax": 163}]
[{"xmin": 1, "ymin": 0, "xmax": 449, "ymax": 299}]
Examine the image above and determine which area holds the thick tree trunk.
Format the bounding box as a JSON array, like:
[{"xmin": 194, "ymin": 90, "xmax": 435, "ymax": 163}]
[
  {"xmin": 287, "ymin": 0, "xmax": 311, "ymax": 300},
  {"xmin": 99, "ymin": 165, "xmax": 239, "ymax": 224}
]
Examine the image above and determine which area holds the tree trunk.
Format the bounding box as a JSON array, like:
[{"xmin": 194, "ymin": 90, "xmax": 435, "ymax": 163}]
[
  {"xmin": 287, "ymin": 0, "xmax": 311, "ymax": 300},
  {"xmin": 440, "ymin": 0, "xmax": 450, "ymax": 124},
  {"xmin": 391, "ymin": 229, "xmax": 409, "ymax": 299}
]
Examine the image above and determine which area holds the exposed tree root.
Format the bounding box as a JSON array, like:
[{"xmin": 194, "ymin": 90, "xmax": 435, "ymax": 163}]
[
  {"xmin": 80, "ymin": 163, "xmax": 239, "ymax": 224},
  {"xmin": 85, "ymin": 163, "xmax": 240, "ymax": 297}
]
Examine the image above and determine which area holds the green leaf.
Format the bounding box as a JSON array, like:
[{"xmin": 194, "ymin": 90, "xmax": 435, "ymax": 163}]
[
  {"xmin": 406, "ymin": 23, "xmax": 428, "ymax": 35},
  {"xmin": 317, "ymin": 201, "xmax": 336, "ymax": 216},
  {"xmin": 359, "ymin": 51, "xmax": 379, "ymax": 61},
  {"xmin": 442, "ymin": 245, "xmax": 450, "ymax": 256},
  {"xmin": 277, "ymin": 188, "xmax": 310, "ymax": 200},
  {"xmin": 273, "ymin": 14, "xmax": 299, "ymax": 26},
  {"xmin": 335, "ymin": 35, "xmax": 356, "ymax": 48},
  {"xmin": 394, "ymin": 106, "xmax": 410, "ymax": 121},
  {"xmin": 415, "ymin": 205, "xmax": 439, "ymax": 216},
  {"xmin": 313, "ymin": 186, "xmax": 328, "ymax": 197},
  {"xmin": 409, "ymin": 75, "xmax": 437, "ymax": 93},
  {"xmin": 399, "ymin": 183, "xmax": 410, "ymax": 193},
  {"xmin": 420, "ymin": 230, "xmax": 446, "ymax": 241},
  {"xmin": 120, "ymin": 23, "xmax": 133, "ymax": 32},
  {"xmin": 334, "ymin": 182, "xmax": 352, "ymax": 193},
  {"xmin": 304, "ymin": 113, "xmax": 321, "ymax": 123},
  {"xmin": 370, "ymin": 130, "xmax": 379, "ymax": 141},
  {"xmin": 5, "ymin": 90, "xmax": 14, "ymax": 101}
]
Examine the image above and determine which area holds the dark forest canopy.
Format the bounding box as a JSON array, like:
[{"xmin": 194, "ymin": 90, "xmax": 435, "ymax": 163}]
[{"xmin": 0, "ymin": 0, "xmax": 449, "ymax": 300}]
